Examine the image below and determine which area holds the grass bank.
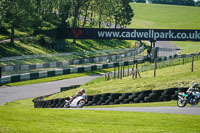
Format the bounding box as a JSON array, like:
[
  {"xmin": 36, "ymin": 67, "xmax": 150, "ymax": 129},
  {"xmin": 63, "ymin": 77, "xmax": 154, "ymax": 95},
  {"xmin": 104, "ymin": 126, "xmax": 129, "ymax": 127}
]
[
  {"xmin": 130, "ymin": 3, "xmax": 200, "ymax": 29},
  {"xmin": 46, "ymin": 59, "xmax": 200, "ymax": 99},
  {"xmin": 0, "ymin": 105, "xmax": 200, "ymax": 133},
  {"xmin": 173, "ymin": 41, "xmax": 200, "ymax": 54}
]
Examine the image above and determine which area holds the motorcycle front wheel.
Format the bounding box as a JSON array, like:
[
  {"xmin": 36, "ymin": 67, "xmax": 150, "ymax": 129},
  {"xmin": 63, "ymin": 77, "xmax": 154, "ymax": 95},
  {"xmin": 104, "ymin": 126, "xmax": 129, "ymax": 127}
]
[
  {"xmin": 177, "ymin": 98, "xmax": 187, "ymax": 107},
  {"xmin": 64, "ymin": 102, "xmax": 70, "ymax": 108}
]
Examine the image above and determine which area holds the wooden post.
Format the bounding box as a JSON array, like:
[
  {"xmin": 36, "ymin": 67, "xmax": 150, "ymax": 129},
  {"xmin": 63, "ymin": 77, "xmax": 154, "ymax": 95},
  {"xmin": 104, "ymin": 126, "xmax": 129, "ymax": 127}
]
[
  {"xmin": 132, "ymin": 61, "xmax": 135, "ymax": 79},
  {"xmin": 154, "ymin": 60, "xmax": 157, "ymax": 77},
  {"xmin": 118, "ymin": 66, "xmax": 120, "ymax": 79},
  {"xmin": 192, "ymin": 55, "xmax": 194, "ymax": 72},
  {"xmin": 128, "ymin": 65, "xmax": 129, "ymax": 76},
  {"xmin": 123, "ymin": 66, "xmax": 125, "ymax": 77},
  {"xmin": 121, "ymin": 65, "xmax": 123, "ymax": 79},
  {"xmin": 114, "ymin": 67, "xmax": 116, "ymax": 79},
  {"xmin": 135, "ymin": 63, "xmax": 138, "ymax": 78}
]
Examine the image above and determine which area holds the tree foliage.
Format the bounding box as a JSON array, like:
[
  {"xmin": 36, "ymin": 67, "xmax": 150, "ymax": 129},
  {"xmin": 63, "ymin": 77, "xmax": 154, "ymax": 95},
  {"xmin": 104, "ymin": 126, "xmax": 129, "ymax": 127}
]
[{"xmin": 0, "ymin": 0, "xmax": 134, "ymax": 45}]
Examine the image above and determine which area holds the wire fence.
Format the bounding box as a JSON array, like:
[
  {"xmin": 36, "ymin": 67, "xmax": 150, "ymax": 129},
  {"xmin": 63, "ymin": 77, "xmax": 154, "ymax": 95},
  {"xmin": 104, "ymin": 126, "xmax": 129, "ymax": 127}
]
[{"xmin": 104, "ymin": 53, "xmax": 200, "ymax": 81}]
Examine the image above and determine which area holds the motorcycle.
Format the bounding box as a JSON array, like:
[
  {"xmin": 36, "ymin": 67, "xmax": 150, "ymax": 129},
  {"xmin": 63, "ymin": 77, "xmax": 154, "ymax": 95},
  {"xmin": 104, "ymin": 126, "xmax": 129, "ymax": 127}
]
[
  {"xmin": 64, "ymin": 95, "xmax": 86, "ymax": 108},
  {"xmin": 177, "ymin": 91, "xmax": 200, "ymax": 107}
]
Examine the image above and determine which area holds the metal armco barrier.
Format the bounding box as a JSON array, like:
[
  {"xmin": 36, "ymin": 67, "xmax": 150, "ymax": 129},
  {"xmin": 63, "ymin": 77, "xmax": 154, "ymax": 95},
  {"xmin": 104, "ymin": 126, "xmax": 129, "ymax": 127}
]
[{"xmin": 0, "ymin": 52, "xmax": 199, "ymax": 85}]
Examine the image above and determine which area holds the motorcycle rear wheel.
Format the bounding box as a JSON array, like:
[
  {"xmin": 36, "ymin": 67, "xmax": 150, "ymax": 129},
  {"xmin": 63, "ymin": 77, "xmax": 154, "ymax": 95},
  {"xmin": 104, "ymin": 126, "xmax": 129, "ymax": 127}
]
[
  {"xmin": 177, "ymin": 98, "xmax": 187, "ymax": 107},
  {"xmin": 78, "ymin": 100, "xmax": 85, "ymax": 108}
]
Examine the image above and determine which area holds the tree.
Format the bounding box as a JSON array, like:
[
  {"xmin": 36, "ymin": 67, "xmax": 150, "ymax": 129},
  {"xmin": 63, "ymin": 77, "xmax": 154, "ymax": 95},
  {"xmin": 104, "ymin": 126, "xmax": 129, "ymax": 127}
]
[
  {"xmin": 0, "ymin": 0, "xmax": 37, "ymax": 45},
  {"xmin": 134, "ymin": 0, "xmax": 146, "ymax": 3},
  {"xmin": 112, "ymin": 0, "xmax": 134, "ymax": 28},
  {"xmin": 196, "ymin": 1, "xmax": 200, "ymax": 6},
  {"xmin": 120, "ymin": 0, "xmax": 134, "ymax": 28},
  {"xmin": 57, "ymin": 0, "xmax": 72, "ymax": 27},
  {"xmin": 151, "ymin": 0, "xmax": 195, "ymax": 6}
]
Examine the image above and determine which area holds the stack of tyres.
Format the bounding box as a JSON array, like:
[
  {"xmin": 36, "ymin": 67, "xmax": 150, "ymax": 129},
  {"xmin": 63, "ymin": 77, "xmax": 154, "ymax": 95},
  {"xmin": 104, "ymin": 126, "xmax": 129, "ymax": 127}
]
[
  {"xmin": 33, "ymin": 88, "xmax": 188, "ymax": 108},
  {"xmin": 127, "ymin": 93, "xmax": 140, "ymax": 103},
  {"xmin": 161, "ymin": 88, "xmax": 177, "ymax": 101},
  {"xmin": 100, "ymin": 93, "xmax": 111, "ymax": 105},
  {"xmin": 121, "ymin": 93, "xmax": 133, "ymax": 104},
  {"xmin": 138, "ymin": 90, "xmax": 152, "ymax": 103}
]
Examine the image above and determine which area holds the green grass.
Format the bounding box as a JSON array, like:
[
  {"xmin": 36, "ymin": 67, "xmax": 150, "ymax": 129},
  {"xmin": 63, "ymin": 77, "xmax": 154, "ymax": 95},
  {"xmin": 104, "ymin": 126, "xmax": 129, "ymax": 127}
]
[
  {"xmin": 0, "ymin": 104, "xmax": 200, "ymax": 133},
  {"xmin": 0, "ymin": 39, "xmax": 134, "ymax": 59},
  {"xmin": 46, "ymin": 59, "xmax": 200, "ymax": 99},
  {"xmin": 130, "ymin": 3, "xmax": 200, "ymax": 29},
  {"xmin": 0, "ymin": 41, "xmax": 55, "ymax": 59},
  {"xmin": 173, "ymin": 41, "xmax": 200, "ymax": 54},
  {"xmin": 130, "ymin": 3, "xmax": 200, "ymax": 54}
]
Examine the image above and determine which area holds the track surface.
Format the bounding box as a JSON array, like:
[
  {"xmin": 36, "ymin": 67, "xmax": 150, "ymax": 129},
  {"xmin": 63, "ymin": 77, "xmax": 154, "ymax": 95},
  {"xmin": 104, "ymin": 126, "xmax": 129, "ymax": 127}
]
[
  {"xmin": 0, "ymin": 75, "xmax": 101, "ymax": 105},
  {"xmin": 67, "ymin": 106, "xmax": 200, "ymax": 115}
]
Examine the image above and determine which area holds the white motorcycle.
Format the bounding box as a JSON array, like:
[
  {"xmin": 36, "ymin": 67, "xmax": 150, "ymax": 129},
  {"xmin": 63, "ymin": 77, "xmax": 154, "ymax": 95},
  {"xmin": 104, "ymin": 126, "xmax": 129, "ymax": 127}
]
[{"xmin": 64, "ymin": 96, "xmax": 86, "ymax": 108}]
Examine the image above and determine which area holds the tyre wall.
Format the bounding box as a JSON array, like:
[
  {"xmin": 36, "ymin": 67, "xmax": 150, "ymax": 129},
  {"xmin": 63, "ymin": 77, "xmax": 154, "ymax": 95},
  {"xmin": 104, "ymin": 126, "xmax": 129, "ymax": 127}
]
[
  {"xmin": 60, "ymin": 85, "xmax": 81, "ymax": 92},
  {"xmin": 33, "ymin": 88, "xmax": 188, "ymax": 108}
]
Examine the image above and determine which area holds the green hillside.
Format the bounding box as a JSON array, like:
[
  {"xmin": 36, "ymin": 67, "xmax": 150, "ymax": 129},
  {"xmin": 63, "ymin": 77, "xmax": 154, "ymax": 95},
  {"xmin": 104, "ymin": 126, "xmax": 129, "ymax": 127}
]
[
  {"xmin": 46, "ymin": 59, "xmax": 200, "ymax": 100},
  {"xmin": 130, "ymin": 3, "xmax": 200, "ymax": 29},
  {"xmin": 0, "ymin": 40, "xmax": 134, "ymax": 58},
  {"xmin": 130, "ymin": 3, "xmax": 200, "ymax": 54}
]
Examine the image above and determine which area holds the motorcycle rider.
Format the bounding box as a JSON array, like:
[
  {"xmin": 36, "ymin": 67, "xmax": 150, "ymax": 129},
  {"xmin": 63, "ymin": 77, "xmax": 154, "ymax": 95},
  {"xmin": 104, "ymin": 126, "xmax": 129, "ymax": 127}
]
[
  {"xmin": 185, "ymin": 83, "xmax": 199, "ymax": 102},
  {"xmin": 70, "ymin": 88, "xmax": 86, "ymax": 102}
]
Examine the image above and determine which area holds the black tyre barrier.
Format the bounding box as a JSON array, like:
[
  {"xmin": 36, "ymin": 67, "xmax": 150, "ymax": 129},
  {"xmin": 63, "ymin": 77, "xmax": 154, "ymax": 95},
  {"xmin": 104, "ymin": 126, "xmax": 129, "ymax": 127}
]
[
  {"xmin": 33, "ymin": 88, "xmax": 190, "ymax": 108},
  {"xmin": 60, "ymin": 85, "xmax": 81, "ymax": 92}
]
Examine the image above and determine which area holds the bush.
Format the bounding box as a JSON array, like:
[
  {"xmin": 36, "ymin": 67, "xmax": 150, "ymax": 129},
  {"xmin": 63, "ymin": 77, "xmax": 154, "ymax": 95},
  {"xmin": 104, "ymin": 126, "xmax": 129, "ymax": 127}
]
[{"xmin": 36, "ymin": 34, "xmax": 55, "ymax": 49}]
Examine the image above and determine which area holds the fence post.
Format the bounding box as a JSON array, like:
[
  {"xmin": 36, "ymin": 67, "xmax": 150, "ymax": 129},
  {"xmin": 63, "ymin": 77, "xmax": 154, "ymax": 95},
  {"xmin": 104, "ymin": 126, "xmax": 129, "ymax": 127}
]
[
  {"xmin": 128, "ymin": 65, "xmax": 129, "ymax": 76},
  {"xmin": 120, "ymin": 65, "xmax": 123, "ymax": 79},
  {"xmin": 118, "ymin": 66, "xmax": 120, "ymax": 79},
  {"xmin": 0, "ymin": 66, "xmax": 2, "ymax": 79},
  {"xmin": 114, "ymin": 67, "xmax": 116, "ymax": 79},
  {"xmin": 192, "ymin": 55, "xmax": 194, "ymax": 72},
  {"xmin": 123, "ymin": 66, "xmax": 125, "ymax": 77},
  {"xmin": 135, "ymin": 63, "xmax": 138, "ymax": 78},
  {"xmin": 154, "ymin": 60, "xmax": 157, "ymax": 77}
]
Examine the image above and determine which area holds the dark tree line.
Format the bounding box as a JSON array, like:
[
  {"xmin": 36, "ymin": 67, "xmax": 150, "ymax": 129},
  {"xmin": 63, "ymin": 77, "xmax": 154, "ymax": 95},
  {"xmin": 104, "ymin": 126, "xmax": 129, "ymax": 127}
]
[
  {"xmin": 131, "ymin": 0, "xmax": 200, "ymax": 6},
  {"xmin": 0, "ymin": 0, "xmax": 134, "ymax": 45},
  {"xmin": 149, "ymin": 0, "xmax": 196, "ymax": 6}
]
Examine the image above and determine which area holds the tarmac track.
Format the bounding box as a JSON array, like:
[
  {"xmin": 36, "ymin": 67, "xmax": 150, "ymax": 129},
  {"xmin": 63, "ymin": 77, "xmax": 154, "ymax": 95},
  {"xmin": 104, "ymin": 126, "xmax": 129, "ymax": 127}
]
[
  {"xmin": 66, "ymin": 106, "xmax": 200, "ymax": 115},
  {"xmin": 0, "ymin": 74, "xmax": 101, "ymax": 105}
]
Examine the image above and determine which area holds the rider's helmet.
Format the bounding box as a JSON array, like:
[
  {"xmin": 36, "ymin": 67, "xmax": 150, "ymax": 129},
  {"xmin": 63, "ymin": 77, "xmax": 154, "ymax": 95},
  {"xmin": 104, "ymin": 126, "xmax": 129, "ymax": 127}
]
[
  {"xmin": 81, "ymin": 88, "xmax": 85, "ymax": 93},
  {"xmin": 192, "ymin": 83, "xmax": 198, "ymax": 88}
]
